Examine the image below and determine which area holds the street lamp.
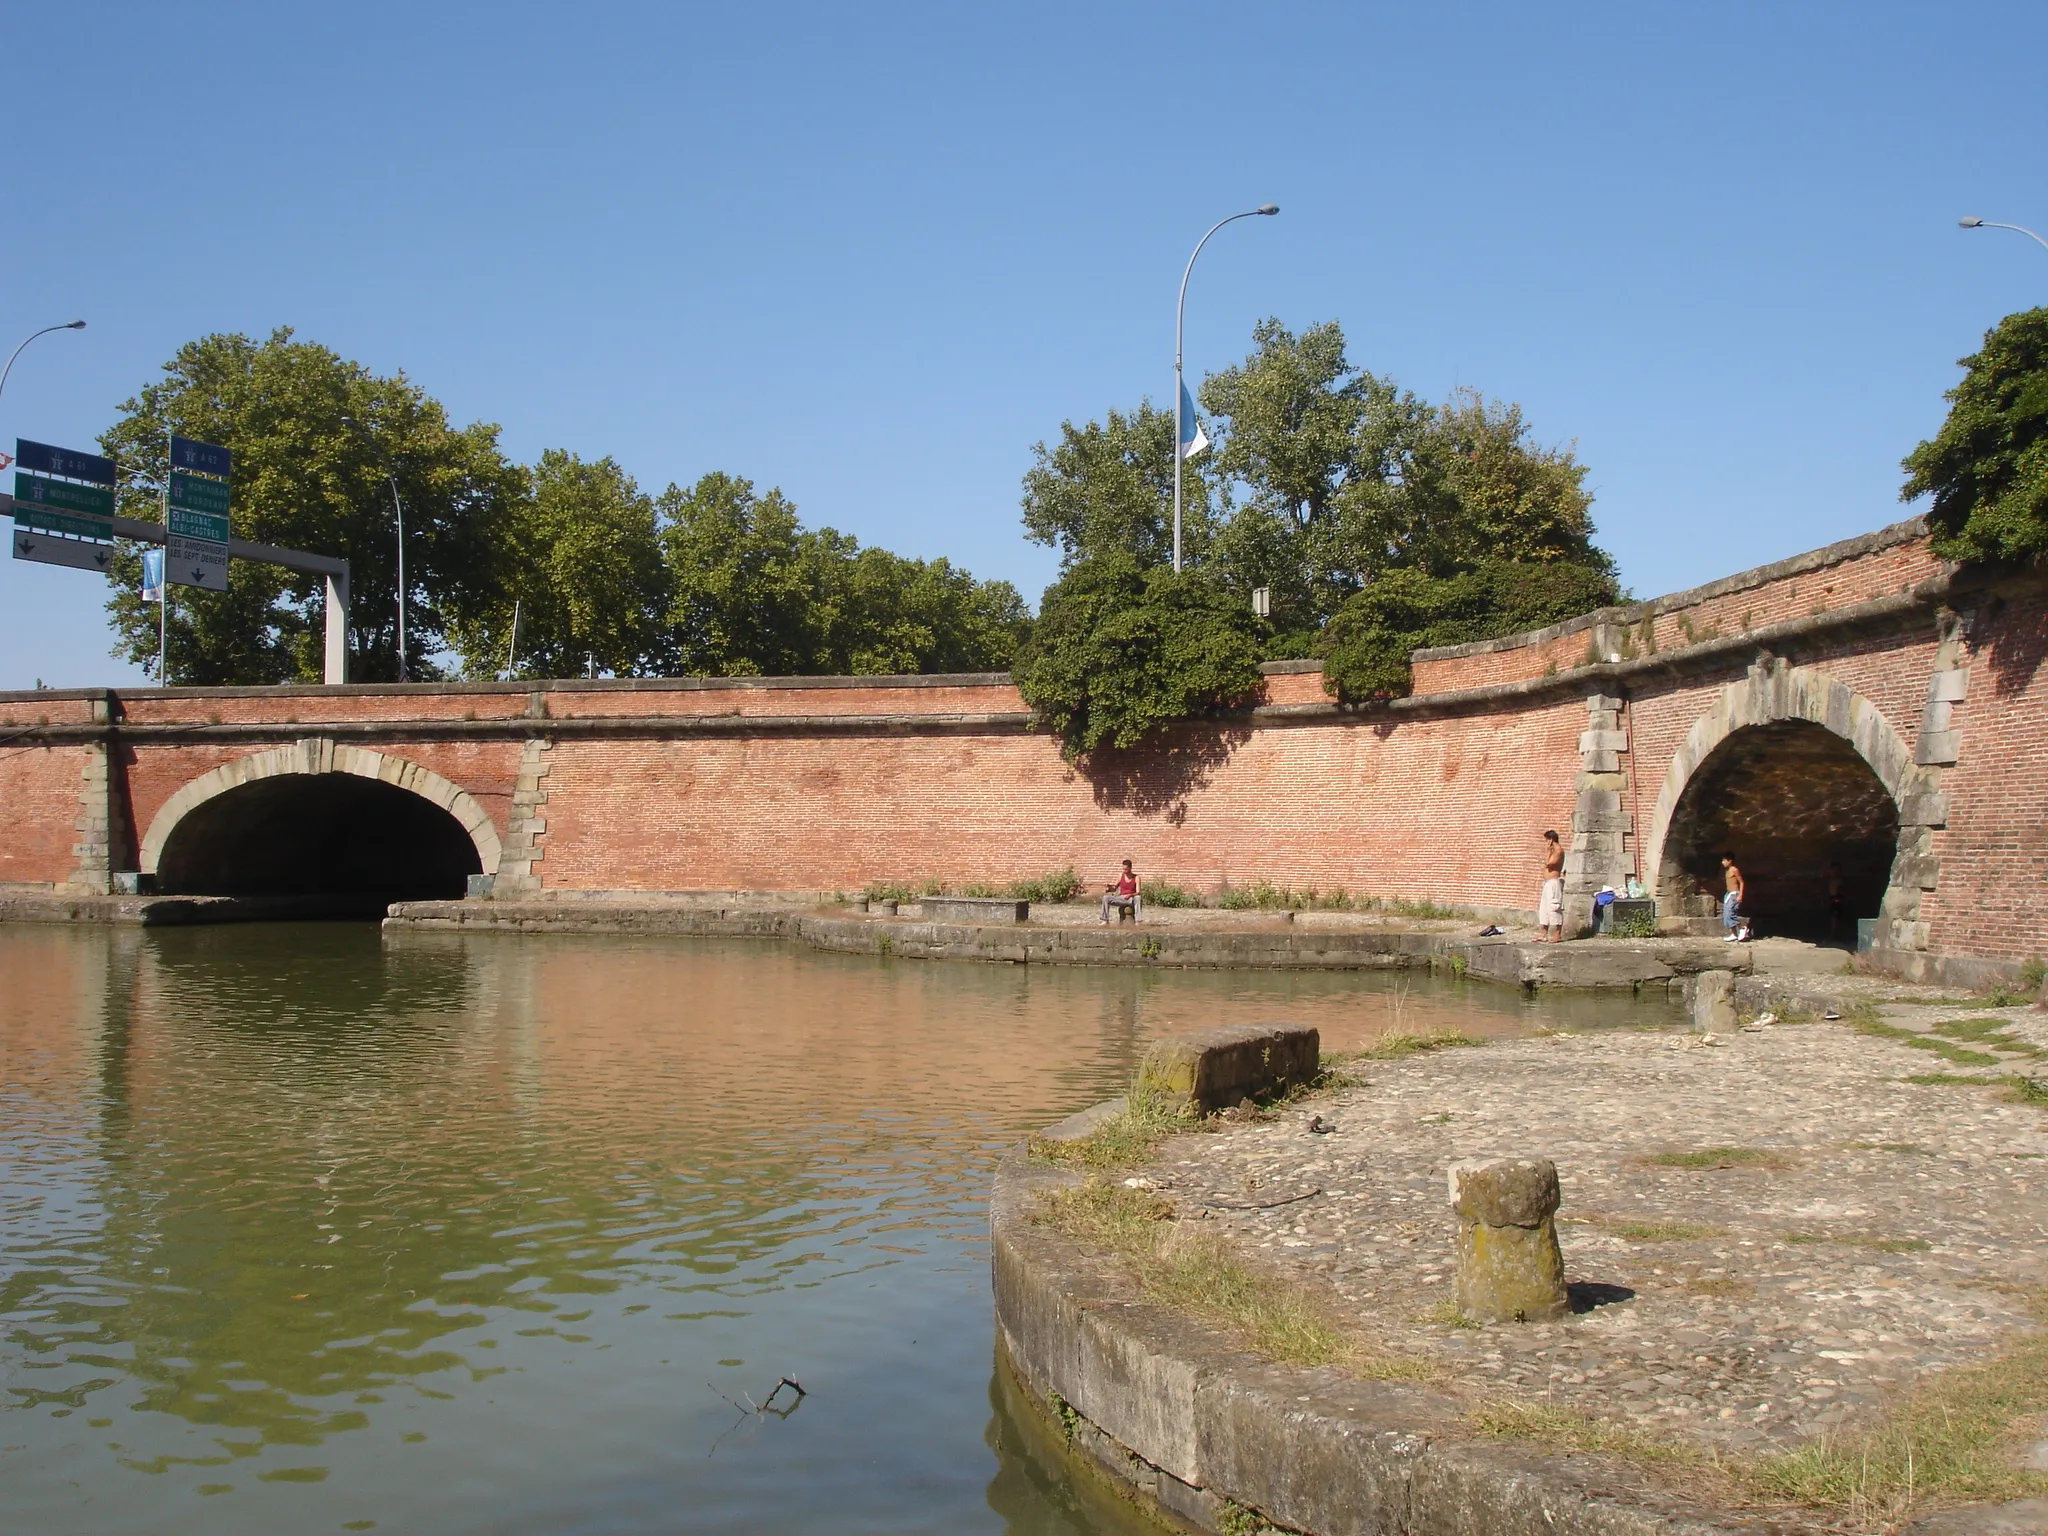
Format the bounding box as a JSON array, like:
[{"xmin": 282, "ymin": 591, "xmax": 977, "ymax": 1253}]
[
  {"xmin": 1958, "ymin": 216, "xmax": 2048, "ymax": 254},
  {"xmin": 0, "ymin": 320, "xmax": 86, "ymax": 404},
  {"xmin": 341, "ymin": 415, "xmax": 410, "ymax": 682},
  {"xmin": 1174, "ymin": 206, "xmax": 1278, "ymax": 573}
]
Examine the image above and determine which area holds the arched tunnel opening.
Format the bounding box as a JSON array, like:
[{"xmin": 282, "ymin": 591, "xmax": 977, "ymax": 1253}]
[
  {"xmin": 155, "ymin": 773, "xmax": 483, "ymax": 905},
  {"xmin": 1660, "ymin": 720, "xmax": 1898, "ymax": 942}
]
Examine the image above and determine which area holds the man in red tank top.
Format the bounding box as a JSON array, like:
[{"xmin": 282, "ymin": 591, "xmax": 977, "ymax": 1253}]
[{"xmin": 1100, "ymin": 860, "xmax": 1141, "ymax": 924}]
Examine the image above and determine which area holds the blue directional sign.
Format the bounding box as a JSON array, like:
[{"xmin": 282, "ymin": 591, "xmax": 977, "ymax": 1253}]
[
  {"xmin": 16, "ymin": 439, "xmax": 116, "ymax": 487},
  {"xmin": 170, "ymin": 436, "xmax": 232, "ymax": 477}
]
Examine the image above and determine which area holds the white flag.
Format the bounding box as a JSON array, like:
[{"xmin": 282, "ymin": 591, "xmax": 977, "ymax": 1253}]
[
  {"xmin": 141, "ymin": 547, "xmax": 166, "ymax": 601},
  {"xmin": 1178, "ymin": 380, "xmax": 1209, "ymax": 461}
]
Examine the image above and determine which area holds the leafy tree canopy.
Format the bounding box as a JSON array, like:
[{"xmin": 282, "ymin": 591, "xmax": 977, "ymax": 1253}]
[
  {"xmin": 1902, "ymin": 307, "xmax": 2048, "ymax": 564},
  {"xmin": 102, "ymin": 328, "xmax": 523, "ymax": 684},
  {"xmin": 1016, "ymin": 318, "xmax": 1619, "ymax": 752},
  {"xmin": 444, "ymin": 450, "xmax": 671, "ymax": 680},
  {"xmin": 1011, "ymin": 553, "xmax": 1263, "ymax": 759}
]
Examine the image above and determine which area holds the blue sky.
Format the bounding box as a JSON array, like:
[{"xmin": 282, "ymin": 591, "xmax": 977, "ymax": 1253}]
[{"xmin": 2, "ymin": 1, "xmax": 2043, "ymax": 688}]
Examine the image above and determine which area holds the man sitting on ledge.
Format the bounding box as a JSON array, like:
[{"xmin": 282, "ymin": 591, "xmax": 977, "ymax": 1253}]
[{"xmin": 1101, "ymin": 860, "xmax": 1142, "ymax": 924}]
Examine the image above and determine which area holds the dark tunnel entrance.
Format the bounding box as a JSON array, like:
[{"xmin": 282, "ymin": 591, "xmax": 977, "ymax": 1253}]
[
  {"xmin": 155, "ymin": 773, "xmax": 483, "ymax": 904},
  {"xmin": 1660, "ymin": 720, "xmax": 1899, "ymax": 942}
]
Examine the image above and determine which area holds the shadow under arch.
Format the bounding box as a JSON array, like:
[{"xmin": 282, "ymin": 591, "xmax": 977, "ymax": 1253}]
[
  {"xmin": 1643, "ymin": 664, "xmax": 1926, "ymax": 940},
  {"xmin": 141, "ymin": 741, "xmax": 502, "ymax": 903}
]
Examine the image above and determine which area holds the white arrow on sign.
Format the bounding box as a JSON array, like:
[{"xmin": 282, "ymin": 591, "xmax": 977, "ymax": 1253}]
[{"xmin": 14, "ymin": 532, "xmax": 115, "ymax": 574}]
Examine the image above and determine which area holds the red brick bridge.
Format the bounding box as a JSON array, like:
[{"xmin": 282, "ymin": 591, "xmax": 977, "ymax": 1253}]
[{"xmin": 4, "ymin": 517, "xmax": 2043, "ymax": 982}]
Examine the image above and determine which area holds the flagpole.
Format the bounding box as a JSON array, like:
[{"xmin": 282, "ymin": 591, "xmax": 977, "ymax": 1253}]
[{"xmin": 1172, "ymin": 205, "xmax": 1279, "ymax": 574}]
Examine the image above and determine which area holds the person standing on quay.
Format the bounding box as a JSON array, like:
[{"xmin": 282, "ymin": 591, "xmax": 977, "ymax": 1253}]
[
  {"xmin": 1539, "ymin": 831, "xmax": 1566, "ymax": 943},
  {"xmin": 1721, "ymin": 854, "xmax": 1749, "ymax": 942}
]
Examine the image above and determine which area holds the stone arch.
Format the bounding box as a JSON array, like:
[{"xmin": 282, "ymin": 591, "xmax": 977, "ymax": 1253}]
[
  {"xmin": 1643, "ymin": 662, "xmax": 1936, "ymax": 946},
  {"xmin": 140, "ymin": 738, "xmax": 503, "ymax": 890}
]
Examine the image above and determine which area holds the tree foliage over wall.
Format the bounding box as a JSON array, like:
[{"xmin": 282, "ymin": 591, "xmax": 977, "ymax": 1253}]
[
  {"xmin": 1902, "ymin": 307, "xmax": 2048, "ymax": 565},
  {"xmin": 100, "ymin": 331, "xmax": 1028, "ymax": 684},
  {"xmin": 1015, "ymin": 318, "xmax": 1621, "ymax": 752}
]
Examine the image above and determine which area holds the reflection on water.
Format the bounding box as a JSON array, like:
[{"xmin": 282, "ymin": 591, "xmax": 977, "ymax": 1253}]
[{"xmin": 0, "ymin": 924, "xmax": 1670, "ymax": 1533}]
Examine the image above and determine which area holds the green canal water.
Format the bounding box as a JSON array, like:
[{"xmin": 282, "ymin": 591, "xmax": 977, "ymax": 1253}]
[{"xmin": 0, "ymin": 923, "xmax": 1669, "ymax": 1534}]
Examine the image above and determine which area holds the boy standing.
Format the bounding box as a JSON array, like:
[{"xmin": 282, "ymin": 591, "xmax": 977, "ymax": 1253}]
[
  {"xmin": 1720, "ymin": 854, "xmax": 1748, "ymax": 942},
  {"xmin": 1538, "ymin": 830, "xmax": 1566, "ymax": 942}
]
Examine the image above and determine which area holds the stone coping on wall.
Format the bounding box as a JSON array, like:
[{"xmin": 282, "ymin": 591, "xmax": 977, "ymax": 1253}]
[{"xmin": 1409, "ymin": 517, "xmax": 1932, "ymax": 664}]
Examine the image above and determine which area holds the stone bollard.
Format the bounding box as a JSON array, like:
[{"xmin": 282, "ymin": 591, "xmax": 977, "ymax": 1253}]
[
  {"xmin": 1692, "ymin": 968, "xmax": 1737, "ymax": 1033},
  {"xmin": 1135, "ymin": 1025, "xmax": 1320, "ymax": 1115},
  {"xmin": 1448, "ymin": 1157, "xmax": 1569, "ymax": 1323}
]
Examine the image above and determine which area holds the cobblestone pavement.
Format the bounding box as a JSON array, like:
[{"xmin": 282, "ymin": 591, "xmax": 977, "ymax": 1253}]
[{"xmin": 1140, "ymin": 1014, "xmax": 2048, "ymax": 1454}]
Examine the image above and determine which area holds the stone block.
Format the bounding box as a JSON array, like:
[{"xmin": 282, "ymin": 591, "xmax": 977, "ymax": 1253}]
[
  {"xmin": 1584, "ymin": 694, "xmax": 1624, "ymax": 714},
  {"xmin": 1692, "ymin": 968, "xmax": 1737, "ymax": 1031},
  {"xmin": 1574, "ymin": 770, "xmax": 1626, "ymax": 793},
  {"xmin": 1578, "ymin": 729, "xmax": 1628, "ymax": 754},
  {"xmin": 1581, "ymin": 749, "xmax": 1620, "ymax": 774},
  {"xmin": 1898, "ymin": 791, "xmax": 1948, "ymax": 827},
  {"xmin": 1915, "ymin": 730, "xmax": 1961, "ymax": 766},
  {"xmin": 921, "ymin": 895, "xmax": 1028, "ymax": 923},
  {"xmin": 1575, "ymin": 787, "xmax": 1622, "ymax": 817},
  {"xmin": 1448, "ymin": 1158, "xmax": 1568, "ymax": 1323},
  {"xmin": 1134, "ymin": 1024, "xmax": 1319, "ymax": 1114},
  {"xmin": 1893, "ymin": 854, "xmax": 1940, "ymax": 891},
  {"xmin": 1921, "ymin": 699, "xmax": 1953, "ymax": 736},
  {"xmin": 1927, "ymin": 668, "xmax": 1970, "ymax": 703}
]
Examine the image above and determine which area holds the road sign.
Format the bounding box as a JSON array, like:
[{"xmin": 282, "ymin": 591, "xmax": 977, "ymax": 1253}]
[
  {"xmin": 13, "ymin": 529, "xmax": 114, "ymax": 573},
  {"xmin": 14, "ymin": 470, "xmax": 115, "ymax": 519},
  {"xmin": 170, "ymin": 436, "xmax": 232, "ymax": 477},
  {"xmin": 168, "ymin": 471, "xmax": 231, "ymax": 515},
  {"xmin": 12, "ymin": 502, "xmax": 114, "ymax": 540},
  {"xmin": 167, "ymin": 533, "xmax": 228, "ymax": 591},
  {"xmin": 167, "ymin": 506, "xmax": 230, "ymax": 541},
  {"xmin": 16, "ymin": 439, "xmax": 116, "ymax": 487}
]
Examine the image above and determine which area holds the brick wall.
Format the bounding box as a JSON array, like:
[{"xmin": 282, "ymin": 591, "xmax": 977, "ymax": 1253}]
[
  {"xmin": 2, "ymin": 522, "xmax": 2043, "ymax": 968},
  {"xmin": 1918, "ymin": 587, "xmax": 2048, "ymax": 962}
]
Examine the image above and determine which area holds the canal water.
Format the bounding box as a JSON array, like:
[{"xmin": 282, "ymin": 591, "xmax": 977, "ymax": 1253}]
[{"xmin": 1, "ymin": 923, "xmax": 1665, "ymax": 1534}]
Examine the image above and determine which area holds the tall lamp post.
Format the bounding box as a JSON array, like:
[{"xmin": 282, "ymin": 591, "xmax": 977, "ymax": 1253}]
[
  {"xmin": 1959, "ymin": 216, "xmax": 2048, "ymax": 254},
  {"xmin": 342, "ymin": 416, "xmax": 410, "ymax": 682},
  {"xmin": 0, "ymin": 319, "xmax": 86, "ymax": 404},
  {"xmin": 1174, "ymin": 206, "xmax": 1277, "ymax": 573}
]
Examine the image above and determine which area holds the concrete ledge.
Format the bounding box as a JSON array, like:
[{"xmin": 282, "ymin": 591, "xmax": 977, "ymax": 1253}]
[
  {"xmin": 992, "ymin": 1136, "xmax": 1771, "ymax": 1535},
  {"xmin": 0, "ymin": 892, "xmax": 389, "ymax": 925},
  {"xmin": 920, "ymin": 895, "xmax": 1029, "ymax": 924}
]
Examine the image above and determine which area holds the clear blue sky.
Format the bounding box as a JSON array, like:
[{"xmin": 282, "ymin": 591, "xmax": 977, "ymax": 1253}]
[{"xmin": 3, "ymin": 0, "xmax": 2043, "ymax": 688}]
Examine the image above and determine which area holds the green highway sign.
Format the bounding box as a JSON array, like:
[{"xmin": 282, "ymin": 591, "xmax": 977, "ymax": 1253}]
[
  {"xmin": 168, "ymin": 472, "xmax": 231, "ymax": 515},
  {"xmin": 11, "ymin": 502, "xmax": 114, "ymax": 540},
  {"xmin": 14, "ymin": 471, "xmax": 115, "ymax": 519},
  {"xmin": 168, "ymin": 507, "xmax": 230, "ymax": 541}
]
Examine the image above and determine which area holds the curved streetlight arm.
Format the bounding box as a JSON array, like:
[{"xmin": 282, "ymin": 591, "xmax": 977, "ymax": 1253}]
[
  {"xmin": 1959, "ymin": 218, "xmax": 2048, "ymax": 253},
  {"xmin": 1174, "ymin": 207, "xmax": 1278, "ymax": 573},
  {"xmin": 0, "ymin": 320, "xmax": 87, "ymax": 404}
]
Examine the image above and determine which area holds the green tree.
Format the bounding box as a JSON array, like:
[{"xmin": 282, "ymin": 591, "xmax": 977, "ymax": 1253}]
[
  {"xmin": 1020, "ymin": 401, "xmax": 1217, "ymax": 569},
  {"xmin": 1902, "ymin": 307, "xmax": 2048, "ymax": 563},
  {"xmin": 446, "ymin": 451, "xmax": 672, "ymax": 679},
  {"xmin": 660, "ymin": 472, "xmax": 1027, "ymax": 676},
  {"xmin": 101, "ymin": 328, "xmax": 521, "ymax": 684},
  {"xmin": 1318, "ymin": 559, "xmax": 1621, "ymax": 701},
  {"xmin": 1012, "ymin": 554, "xmax": 1263, "ymax": 758},
  {"xmin": 806, "ymin": 543, "xmax": 1030, "ymax": 674}
]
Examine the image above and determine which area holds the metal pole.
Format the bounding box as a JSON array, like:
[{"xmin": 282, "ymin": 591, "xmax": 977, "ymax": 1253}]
[
  {"xmin": 504, "ymin": 599, "xmax": 520, "ymax": 680},
  {"xmin": 160, "ymin": 428, "xmax": 172, "ymax": 684},
  {"xmin": 0, "ymin": 320, "xmax": 86, "ymax": 405},
  {"xmin": 388, "ymin": 474, "xmax": 406, "ymax": 682},
  {"xmin": 1172, "ymin": 207, "xmax": 1277, "ymax": 572}
]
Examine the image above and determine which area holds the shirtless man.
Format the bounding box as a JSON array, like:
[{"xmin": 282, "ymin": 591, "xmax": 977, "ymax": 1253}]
[
  {"xmin": 1539, "ymin": 830, "xmax": 1566, "ymax": 942},
  {"xmin": 1720, "ymin": 854, "xmax": 1748, "ymax": 942}
]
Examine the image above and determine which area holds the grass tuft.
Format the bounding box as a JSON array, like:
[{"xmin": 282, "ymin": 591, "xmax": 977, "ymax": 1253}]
[
  {"xmin": 1474, "ymin": 1400, "xmax": 1711, "ymax": 1470},
  {"xmin": 1032, "ymin": 1180, "xmax": 1416, "ymax": 1373},
  {"xmin": 1643, "ymin": 1146, "xmax": 1793, "ymax": 1170},
  {"xmin": 1027, "ymin": 1085, "xmax": 1196, "ymax": 1172},
  {"xmin": 1357, "ymin": 1027, "xmax": 1481, "ymax": 1061}
]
